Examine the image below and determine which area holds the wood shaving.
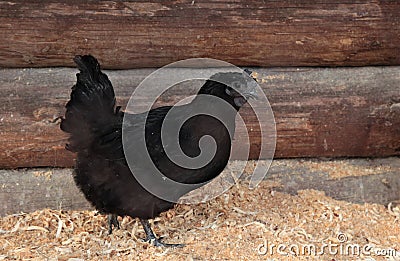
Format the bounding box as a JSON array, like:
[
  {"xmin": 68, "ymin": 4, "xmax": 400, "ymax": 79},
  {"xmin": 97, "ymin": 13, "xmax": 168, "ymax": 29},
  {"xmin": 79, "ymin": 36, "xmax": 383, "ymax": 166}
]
[
  {"xmin": 32, "ymin": 170, "xmax": 53, "ymax": 180},
  {"xmin": 0, "ymin": 180, "xmax": 399, "ymax": 260},
  {"xmin": 302, "ymin": 160, "xmax": 393, "ymax": 179}
]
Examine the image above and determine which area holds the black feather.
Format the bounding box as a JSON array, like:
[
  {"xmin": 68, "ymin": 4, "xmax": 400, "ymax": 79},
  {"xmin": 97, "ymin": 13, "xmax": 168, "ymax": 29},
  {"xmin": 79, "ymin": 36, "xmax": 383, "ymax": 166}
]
[{"xmin": 61, "ymin": 55, "xmax": 255, "ymax": 244}]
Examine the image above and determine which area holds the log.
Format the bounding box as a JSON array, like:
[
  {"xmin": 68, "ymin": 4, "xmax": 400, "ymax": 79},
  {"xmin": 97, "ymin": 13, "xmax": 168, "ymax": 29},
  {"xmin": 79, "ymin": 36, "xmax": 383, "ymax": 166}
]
[
  {"xmin": 0, "ymin": 1, "xmax": 399, "ymax": 68},
  {"xmin": 1, "ymin": 158, "xmax": 399, "ymax": 216},
  {"xmin": 0, "ymin": 168, "xmax": 91, "ymax": 216},
  {"xmin": 0, "ymin": 66, "xmax": 399, "ymax": 168}
]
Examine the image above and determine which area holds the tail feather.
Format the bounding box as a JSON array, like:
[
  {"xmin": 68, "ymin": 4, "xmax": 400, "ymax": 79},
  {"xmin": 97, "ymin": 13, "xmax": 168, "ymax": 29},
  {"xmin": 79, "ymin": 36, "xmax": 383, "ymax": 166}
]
[{"xmin": 61, "ymin": 55, "xmax": 121, "ymax": 153}]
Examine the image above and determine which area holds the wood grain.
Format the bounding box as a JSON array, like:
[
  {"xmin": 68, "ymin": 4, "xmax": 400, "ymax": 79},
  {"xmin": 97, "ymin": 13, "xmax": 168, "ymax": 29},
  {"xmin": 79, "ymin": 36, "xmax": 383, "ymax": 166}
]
[
  {"xmin": 0, "ymin": 66, "xmax": 399, "ymax": 168},
  {"xmin": 0, "ymin": 1, "xmax": 399, "ymax": 68}
]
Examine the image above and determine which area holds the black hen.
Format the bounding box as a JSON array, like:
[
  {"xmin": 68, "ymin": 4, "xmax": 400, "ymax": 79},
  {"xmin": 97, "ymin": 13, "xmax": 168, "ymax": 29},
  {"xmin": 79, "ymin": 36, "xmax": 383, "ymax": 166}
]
[{"xmin": 61, "ymin": 55, "xmax": 257, "ymax": 247}]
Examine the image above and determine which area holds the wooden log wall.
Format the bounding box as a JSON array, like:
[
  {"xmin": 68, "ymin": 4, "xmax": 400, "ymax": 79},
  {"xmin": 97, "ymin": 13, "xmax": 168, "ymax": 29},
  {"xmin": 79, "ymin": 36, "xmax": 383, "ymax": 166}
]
[
  {"xmin": 0, "ymin": 1, "xmax": 399, "ymax": 214},
  {"xmin": 0, "ymin": 0, "xmax": 399, "ymax": 169},
  {"xmin": 0, "ymin": 1, "xmax": 399, "ymax": 68},
  {"xmin": 0, "ymin": 66, "xmax": 399, "ymax": 168}
]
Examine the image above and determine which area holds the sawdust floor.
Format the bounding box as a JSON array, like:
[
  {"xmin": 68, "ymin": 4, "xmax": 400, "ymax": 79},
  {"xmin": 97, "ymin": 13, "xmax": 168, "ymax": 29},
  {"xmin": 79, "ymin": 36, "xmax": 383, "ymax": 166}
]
[{"xmin": 1, "ymin": 178, "xmax": 399, "ymax": 261}]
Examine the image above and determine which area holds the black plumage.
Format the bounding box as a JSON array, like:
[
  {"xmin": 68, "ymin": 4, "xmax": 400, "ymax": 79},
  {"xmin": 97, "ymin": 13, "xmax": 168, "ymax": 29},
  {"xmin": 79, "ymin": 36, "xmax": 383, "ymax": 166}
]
[{"xmin": 60, "ymin": 55, "xmax": 257, "ymax": 247}]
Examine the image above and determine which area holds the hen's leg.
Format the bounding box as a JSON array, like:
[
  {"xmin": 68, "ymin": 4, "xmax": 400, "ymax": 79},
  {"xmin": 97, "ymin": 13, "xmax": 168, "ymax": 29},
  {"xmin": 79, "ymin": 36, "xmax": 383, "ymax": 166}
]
[
  {"xmin": 140, "ymin": 219, "xmax": 184, "ymax": 248},
  {"xmin": 107, "ymin": 214, "xmax": 120, "ymax": 234}
]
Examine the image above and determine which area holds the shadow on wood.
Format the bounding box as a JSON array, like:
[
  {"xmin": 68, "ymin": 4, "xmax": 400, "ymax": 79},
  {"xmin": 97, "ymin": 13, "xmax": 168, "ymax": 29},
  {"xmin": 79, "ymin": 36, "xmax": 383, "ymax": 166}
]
[{"xmin": 1, "ymin": 158, "xmax": 399, "ymax": 216}]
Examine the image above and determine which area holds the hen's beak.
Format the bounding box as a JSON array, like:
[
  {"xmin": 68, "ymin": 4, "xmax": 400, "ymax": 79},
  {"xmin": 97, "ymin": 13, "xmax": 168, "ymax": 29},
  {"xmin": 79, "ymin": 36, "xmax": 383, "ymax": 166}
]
[
  {"xmin": 242, "ymin": 68, "xmax": 260, "ymax": 100},
  {"xmin": 243, "ymin": 90, "xmax": 259, "ymax": 100},
  {"xmin": 244, "ymin": 82, "xmax": 260, "ymax": 100}
]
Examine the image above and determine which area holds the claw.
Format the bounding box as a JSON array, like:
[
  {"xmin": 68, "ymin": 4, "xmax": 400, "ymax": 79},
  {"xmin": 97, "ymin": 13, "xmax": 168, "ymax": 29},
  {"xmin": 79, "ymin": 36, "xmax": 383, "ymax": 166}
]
[
  {"xmin": 141, "ymin": 235, "xmax": 185, "ymax": 248},
  {"xmin": 140, "ymin": 219, "xmax": 184, "ymax": 248}
]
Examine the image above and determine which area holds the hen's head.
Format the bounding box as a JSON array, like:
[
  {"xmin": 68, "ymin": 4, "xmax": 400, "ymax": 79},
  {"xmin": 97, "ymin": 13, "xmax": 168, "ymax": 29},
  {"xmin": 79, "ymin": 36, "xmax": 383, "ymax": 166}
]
[{"xmin": 197, "ymin": 69, "xmax": 258, "ymax": 110}]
